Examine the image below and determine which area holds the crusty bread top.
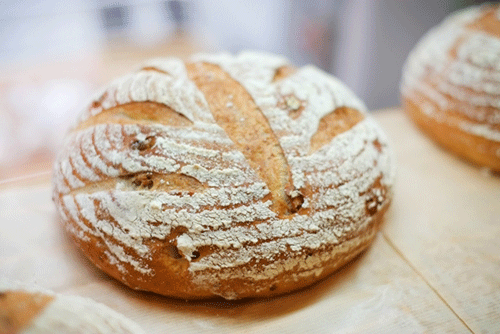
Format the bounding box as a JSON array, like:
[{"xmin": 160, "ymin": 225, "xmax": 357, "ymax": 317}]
[
  {"xmin": 53, "ymin": 52, "xmax": 394, "ymax": 297},
  {"xmin": 401, "ymin": 4, "xmax": 500, "ymax": 142}
]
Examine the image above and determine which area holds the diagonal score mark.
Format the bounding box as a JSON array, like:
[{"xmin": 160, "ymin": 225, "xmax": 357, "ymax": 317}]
[
  {"xmin": 141, "ymin": 66, "xmax": 169, "ymax": 75},
  {"xmin": 64, "ymin": 172, "xmax": 205, "ymax": 196},
  {"xmin": 310, "ymin": 107, "xmax": 365, "ymax": 153},
  {"xmin": 185, "ymin": 62, "xmax": 301, "ymax": 216},
  {"xmin": 272, "ymin": 65, "xmax": 297, "ymax": 82},
  {"xmin": 466, "ymin": 6, "xmax": 500, "ymax": 38},
  {"xmin": 381, "ymin": 232, "xmax": 474, "ymax": 333},
  {"xmin": 74, "ymin": 102, "xmax": 193, "ymax": 132}
]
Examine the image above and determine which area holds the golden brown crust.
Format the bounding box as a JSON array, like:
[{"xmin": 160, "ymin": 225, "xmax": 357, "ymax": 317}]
[
  {"xmin": 404, "ymin": 98, "xmax": 500, "ymax": 170},
  {"xmin": 76, "ymin": 102, "xmax": 194, "ymax": 131},
  {"xmin": 401, "ymin": 5, "xmax": 500, "ymax": 171},
  {"xmin": 310, "ymin": 107, "xmax": 365, "ymax": 153},
  {"xmin": 185, "ymin": 62, "xmax": 297, "ymax": 215},
  {"xmin": 272, "ymin": 65, "xmax": 297, "ymax": 82},
  {"xmin": 53, "ymin": 52, "xmax": 395, "ymax": 300},
  {"xmin": 61, "ymin": 200, "xmax": 390, "ymax": 300},
  {"xmin": 467, "ymin": 6, "xmax": 500, "ymax": 37}
]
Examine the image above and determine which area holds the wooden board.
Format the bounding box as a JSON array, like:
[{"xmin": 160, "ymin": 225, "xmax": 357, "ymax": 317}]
[
  {"xmin": 1, "ymin": 109, "xmax": 498, "ymax": 333},
  {"xmin": 376, "ymin": 110, "xmax": 500, "ymax": 333}
]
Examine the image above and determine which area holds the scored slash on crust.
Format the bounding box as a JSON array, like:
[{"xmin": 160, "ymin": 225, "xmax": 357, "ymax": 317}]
[{"xmin": 185, "ymin": 61, "xmax": 302, "ymax": 216}]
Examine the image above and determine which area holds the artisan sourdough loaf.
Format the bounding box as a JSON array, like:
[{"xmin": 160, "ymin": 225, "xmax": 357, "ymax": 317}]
[
  {"xmin": 53, "ymin": 52, "xmax": 395, "ymax": 300},
  {"xmin": 0, "ymin": 286, "xmax": 143, "ymax": 333},
  {"xmin": 401, "ymin": 4, "xmax": 500, "ymax": 171}
]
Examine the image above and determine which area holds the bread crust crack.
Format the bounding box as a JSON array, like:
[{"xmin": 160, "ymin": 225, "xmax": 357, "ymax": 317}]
[{"xmin": 186, "ymin": 62, "xmax": 299, "ymax": 216}]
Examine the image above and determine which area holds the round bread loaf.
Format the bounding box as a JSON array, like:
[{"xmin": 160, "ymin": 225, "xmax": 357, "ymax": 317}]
[
  {"xmin": 401, "ymin": 4, "xmax": 500, "ymax": 171},
  {"xmin": 52, "ymin": 52, "xmax": 395, "ymax": 300},
  {"xmin": 0, "ymin": 287, "xmax": 143, "ymax": 333}
]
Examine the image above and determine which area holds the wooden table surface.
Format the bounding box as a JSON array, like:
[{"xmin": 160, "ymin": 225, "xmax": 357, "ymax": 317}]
[{"xmin": 1, "ymin": 109, "xmax": 499, "ymax": 333}]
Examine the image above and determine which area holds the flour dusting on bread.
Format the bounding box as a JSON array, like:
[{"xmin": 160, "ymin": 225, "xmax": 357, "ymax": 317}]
[{"xmin": 53, "ymin": 51, "xmax": 395, "ymax": 299}]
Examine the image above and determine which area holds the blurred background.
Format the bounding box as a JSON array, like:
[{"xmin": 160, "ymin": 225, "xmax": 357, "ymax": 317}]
[{"xmin": 0, "ymin": 0, "xmax": 489, "ymax": 180}]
